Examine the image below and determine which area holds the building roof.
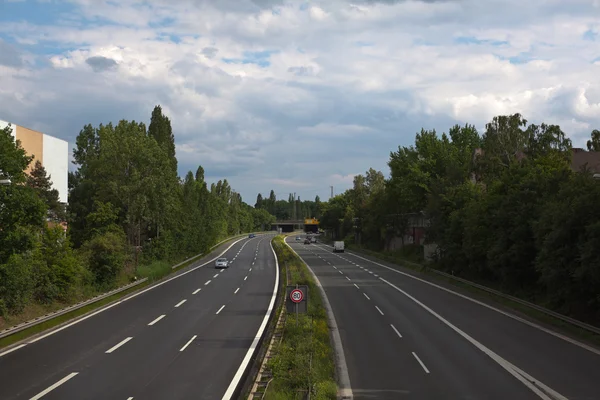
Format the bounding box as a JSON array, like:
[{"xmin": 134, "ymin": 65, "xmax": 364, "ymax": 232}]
[{"xmin": 571, "ymin": 148, "xmax": 600, "ymax": 174}]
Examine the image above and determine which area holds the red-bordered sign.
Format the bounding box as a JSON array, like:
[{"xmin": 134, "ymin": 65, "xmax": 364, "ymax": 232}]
[{"xmin": 290, "ymin": 288, "xmax": 304, "ymax": 303}]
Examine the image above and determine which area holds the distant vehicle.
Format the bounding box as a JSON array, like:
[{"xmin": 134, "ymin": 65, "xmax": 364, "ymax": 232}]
[
  {"xmin": 295, "ymin": 236, "xmax": 302, "ymax": 241},
  {"xmin": 333, "ymin": 241, "xmax": 344, "ymax": 253},
  {"xmin": 304, "ymin": 238, "xmax": 311, "ymax": 244},
  {"xmin": 249, "ymin": 233, "xmax": 256, "ymax": 238},
  {"xmin": 215, "ymin": 258, "xmax": 229, "ymax": 268},
  {"xmin": 311, "ymin": 237, "xmax": 317, "ymax": 243}
]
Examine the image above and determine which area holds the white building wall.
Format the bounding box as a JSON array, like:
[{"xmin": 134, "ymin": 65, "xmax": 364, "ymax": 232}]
[{"xmin": 42, "ymin": 133, "xmax": 69, "ymax": 203}]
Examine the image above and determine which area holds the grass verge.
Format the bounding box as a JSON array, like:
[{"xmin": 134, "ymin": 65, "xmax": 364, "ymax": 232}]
[
  {"xmin": 264, "ymin": 235, "xmax": 337, "ymax": 400},
  {"xmin": 0, "ymin": 232, "xmax": 259, "ymax": 351},
  {"xmin": 343, "ymin": 243, "xmax": 600, "ymax": 348}
]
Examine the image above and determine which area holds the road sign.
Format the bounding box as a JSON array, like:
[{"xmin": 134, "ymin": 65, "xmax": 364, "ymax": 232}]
[
  {"xmin": 286, "ymin": 285, "xmax": 308, "ymax": 314},
  {"xmin": 290, "ymin": 288, "xmax": 304, "ymax": 303}
]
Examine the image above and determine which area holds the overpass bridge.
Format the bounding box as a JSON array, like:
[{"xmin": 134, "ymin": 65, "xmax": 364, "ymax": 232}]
[{"xmin": 271, "ymin": 218, "xmax": 319, "ymax": 233}]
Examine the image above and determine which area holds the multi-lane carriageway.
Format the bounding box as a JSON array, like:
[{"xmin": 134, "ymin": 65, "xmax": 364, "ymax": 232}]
[
  {"xmin": 288, "ymin": 236, "xmax": 600, "ymax": 400},
  {"xmin": 2, "ymin": 230, "xmax": 600, "ymax": 400},
  {"xmin": 0, "ymin": 234, "xmax": 279, "ymax": 400}
]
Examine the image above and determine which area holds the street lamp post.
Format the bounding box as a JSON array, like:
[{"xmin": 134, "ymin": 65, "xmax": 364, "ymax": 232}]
[{"xmin": 0, "ymin": 169, "xmax": 11, "ymax": 185}]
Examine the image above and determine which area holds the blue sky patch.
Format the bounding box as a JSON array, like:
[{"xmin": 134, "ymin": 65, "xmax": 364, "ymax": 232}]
[
  {"xmin": 223, "ymin": 50, "xmax": 279, "ymax": 67},
  {"xmin": 583, "ymin": 29, "xmax": 597, "ymax": 41},
  {"xmin": 454, "ymin": 36, "xmax": 509, "ymax": 46}
]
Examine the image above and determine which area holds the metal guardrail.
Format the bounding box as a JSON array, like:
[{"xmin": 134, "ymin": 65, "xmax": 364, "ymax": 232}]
[
  {"xmin": 319, "ymin": 240, "xmax": 600, "ymax": 336},
  {"xmin": 1, "ymin": 231, "xmax": 266, "ymax": 342},
  {"xmin": 0, "ymin": 278, "xmax": 148, "ymax": 340}
]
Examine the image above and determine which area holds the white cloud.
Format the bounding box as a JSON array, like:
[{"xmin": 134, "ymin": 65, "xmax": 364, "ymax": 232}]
[{"xmin": 1, "ymin": 0, "xmax": 600, "ymax": 202}]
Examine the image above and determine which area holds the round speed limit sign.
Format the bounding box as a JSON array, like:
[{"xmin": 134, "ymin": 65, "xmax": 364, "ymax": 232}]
[{"xmin": 290, "ymin": 288, "xmax": 304, "ymax": 303}]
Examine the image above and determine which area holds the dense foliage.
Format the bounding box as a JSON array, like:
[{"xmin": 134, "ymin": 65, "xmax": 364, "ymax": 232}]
[
  {"xmin": 255, "ymin": 190, "xmax": 321, "ymax": 221},
  {"xmin": 319, "ymin": 114, "xmax": 600, "ymax": 324},
  {"xmin": 0, "ymin": 106, "xmax": 275, "ymax": 317}
]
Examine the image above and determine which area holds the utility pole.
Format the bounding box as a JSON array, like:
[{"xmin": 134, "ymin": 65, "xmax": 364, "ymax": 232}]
[{"xmin": 330, "ymin": 186, "xmax": 333, "ymax": 199}]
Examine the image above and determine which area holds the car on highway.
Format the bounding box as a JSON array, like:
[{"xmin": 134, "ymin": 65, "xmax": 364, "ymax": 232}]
[
  {"xmin": 304, "ymin": 238, "xmax": 311, "ymax": 244},
  {"xmin": 295, "ymin": 236, "xmax": 302, "ymax": 241},
  {"xmin": 248, "ymin": 233, "xmax": 256, "ymax": 238},
  {"xmin": 215, "ymin": 257, "xmax": 229, "ymax": 268}
]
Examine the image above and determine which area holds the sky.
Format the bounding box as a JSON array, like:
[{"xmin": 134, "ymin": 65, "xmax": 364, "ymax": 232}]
[{"xmin": 1, "ymin": 0, "xmax": 599, "ymax": 204}]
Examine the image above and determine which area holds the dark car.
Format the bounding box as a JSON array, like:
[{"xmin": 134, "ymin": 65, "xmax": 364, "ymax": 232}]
[{"xmin": 249, "ymin": 233, "xmax": 256, "ymax": 238}]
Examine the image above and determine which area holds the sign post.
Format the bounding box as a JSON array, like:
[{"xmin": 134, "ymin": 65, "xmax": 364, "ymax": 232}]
[{"xmin": 286, "ymin": 285, "xmax": 308, "ymax": 326}]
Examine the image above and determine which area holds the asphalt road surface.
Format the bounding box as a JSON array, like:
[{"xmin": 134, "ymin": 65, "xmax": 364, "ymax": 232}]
[
  {"xmin": 0, "ymin": 234, "xmax": 278, "ymax": 400},
  {"xmin": 287, "ymin": 236, "xmax": 600, "ymax": 400}
]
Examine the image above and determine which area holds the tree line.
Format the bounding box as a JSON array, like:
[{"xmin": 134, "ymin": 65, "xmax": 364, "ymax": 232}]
[
  {"xmin": 319, "ymin": 114, "xmax": 600, "ymax": 324},
  {"xmin": 255, "ymin": 190, "xmax": 322, "ymax": 221},
  {"xmin": 0, "ymin": 106, "xmax": 275, "ymax": 318}
]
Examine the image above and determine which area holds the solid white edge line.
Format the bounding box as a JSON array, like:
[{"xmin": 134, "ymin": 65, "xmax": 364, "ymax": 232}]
[
  {"xmin": 234, "ymin": 288, "xmax": 240, "ymax": 294},
  {"xmin": 282, "ymin": 239, "xmax": 354, "ymax": 399},
  {"xmin": 29, "ymin": 372, "xmax": 79, "ymax": 400},
  {"xmin": 391, "ymin": 324, "xmax": 403, "ymax": 338},
  {"xmin": 216, "ymin": 305, "xmax": 226, "ymax": 315},
  {"xmin": 174, "ymin": 299, "xmax": 187, "ymax": 308},
  {"xmin": 412, "ymin": 352, "xmax": 430, "ymax": 374},
  {"xmin": 180, "ymin": 335, "xmax": 197, "ymax": 352},
  {"xmin": 221, "ymin": 236, "xmax": 280, "ymax": 400},
  {"xmin": 375, "ymin": 306, "xmax": 384, "ymax": 315},
  {"xmin": 148, "ymin": 315, "xmax": 165, "ymax": 326},
  {"xmin": 106, "ymin": 337, "xmax": 133, "ymax": 354},
  {"xmin": 17, "ymin": 237, "xmax": 248, "ymax": 350},
  {"xmin": 381, "ymin": 277, "xmax": 567, "ymax": 400},
  {"xmin": 0, "ymin": 343, "xmax": 26, "ymax": 357},
  {"xmin": 193, "ymin": 288, "xmax": 201, "ymax": 294},
  {"xmin": 205, "ymin": 280, "xmax": 212, "ymax": 286},
  {"xmin": 314, "ymin": 243, "xmax": 600, "ymax": 357}
]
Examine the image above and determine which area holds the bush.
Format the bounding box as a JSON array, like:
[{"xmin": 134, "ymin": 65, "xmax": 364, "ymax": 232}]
[
  {"xmin": 136, "ymin": 261, "xmax": 171, "ymax": 282},
  {"xmin": 81, "ymin": 228, "xmax": 128, "ymax": 289},
  {"xmin": 0, "ymin": 253, "xmax": 34, "ymax": 315}
]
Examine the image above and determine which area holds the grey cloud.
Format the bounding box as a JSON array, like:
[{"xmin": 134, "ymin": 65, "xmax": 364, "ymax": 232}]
[
  {"xmin": 0, "ymin": 39, "xmax": 23, "ymax": 68},
  {"xmin": 201, "ymin": 47, "xmax": 218, "ymax": 58},
  {"xmin": 288, "ymin": 66, "xmax": 316, "ymax": 76},
  {"xmin": 85, "ymin": 56, "xmax": 118, "ymax": 72}
]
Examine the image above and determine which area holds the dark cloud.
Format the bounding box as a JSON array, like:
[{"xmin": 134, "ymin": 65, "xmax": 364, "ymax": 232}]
[
  {"xmin": 0, "ymin": 39, "xmax": 23, "ymax": 68},
  {"xmin": 201, "ymin": 47, "xmax": 218, "ymax": 58},
  {"xmin": 85, "ymin": 56, "xmax": 118, "ymax": 72}
]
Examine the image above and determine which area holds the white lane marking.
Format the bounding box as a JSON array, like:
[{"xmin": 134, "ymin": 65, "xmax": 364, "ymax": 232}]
[
  {"xmin": 375, "ymin": 306, "xmax": 384, "ymax": 315},
  {"xmin": 391, "ymin": 324, "xmax": 403, "ymax": 338},
  {"xmin": 0, "ymin": 344, "xmax": 26, "ymax": 357},
  {"xmin": 244, "ymin": 276, "xmax": 248, "ymax": 281},
  {"xmin": 127, "ymin": 397, "xmax": 134, "ymax": 400},
  {"xmin": 148, "ymin": 315, "xmax": 165, "ymax": 326},
  {"xmin": 252, "ymin": 261, "xmax": 255, "ymax": 265},
  {"xmin": 174, "ymin": 299, "xmax": 187, "ymax": 308},
  {"xmin": 193, "ymin": 288, "xmax": 201, "ymax": 294},
  {"xmin": 333, "ymin": 266, "xmax": 337, "ymax": 269},
  {"xmin": 234, "ymin": 288, "xmax": 240, "ymax": 294},
  {"xmin": 321, "ymin": 244, "xmax": 600, "ymax": 358},
  {"xmin": 205, "ymin": 280, "xmax": 211, "ymax": 286},
  {"xmin": 412, "ymin": 352, "xmax": 430, "ymax": 374},
  {"xmin": 364, "ymin": 293, "xmax": 371, "ymax": 300},
  {"xmin": 213, "ymin": 274, "xmax": 219, "ymax": 278},
  {"xmin": 30, "ymin": 372, "xmax": 79, "ymax": 400},
  {"xmin": 381, "ymin": 278, "xmax": 567, "ymax": 400},
  {"xmin": 354, "ymin": 284, "xmax": 360, "ymax": 289},
  {"xmin": 346, "ymin": 276, "xmax": 351, "ymax": 281},
  {"xmin": 180, "ymin": 335, "xmax": 197, "ymax": 352},
  {"xmin": 216, "ymin": 305, "xmax": 226, "ymax": 314},
  {"xmin": 249, "ymin": 267, "xmax": 252, "ymax": 271},
  {"xmin": 18, "ymin": 237, "xmax": 248, "ymax": 351},
  {"xmin": 223, "ymin": 236, "xmax": 280, "ymax": 400},
  {"xmin": 374, "ymin": 274, "xmax": 379, "ymax": 277},
  {"xmin": 338, "ymin": 270, "xmax": 343, "ymax": 275},
  {"xmin": 106, "ymin": 337, "xmax": 133, "ymax": 354}
]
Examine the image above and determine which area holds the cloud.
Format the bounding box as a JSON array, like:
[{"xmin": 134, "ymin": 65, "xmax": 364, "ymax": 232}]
[
  {"xmin": 1, "ymin": 0, "xmax": 599, "ymax": 203},
  {"xmin": 85, "ymin": 56, "xmax": 118, "ymax": 72}
]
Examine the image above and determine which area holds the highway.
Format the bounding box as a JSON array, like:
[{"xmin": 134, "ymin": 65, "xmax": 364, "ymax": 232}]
[
  {"xmin": 0, "ymin": 234, "xmax": 278, "ymax": 400},
  {"xmin": 287, "ymin": 236, "xmax": 600, "ymax": 400}
]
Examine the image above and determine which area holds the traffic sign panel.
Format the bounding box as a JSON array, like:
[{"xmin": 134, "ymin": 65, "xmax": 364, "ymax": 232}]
[{"xmin": 290, "ymin": 288, "xmax": 304, "ymax": 303}]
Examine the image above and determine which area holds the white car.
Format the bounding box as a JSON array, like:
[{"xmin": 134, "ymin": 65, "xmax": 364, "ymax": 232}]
[{"xmin": 215, "ymin": 258, "xmax": 229, "ymax": 268}]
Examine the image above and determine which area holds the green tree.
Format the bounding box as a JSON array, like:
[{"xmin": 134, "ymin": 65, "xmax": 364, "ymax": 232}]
[{"xmin": 27, "ymin": 160, "xmax": 65, "ymax": 221}]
